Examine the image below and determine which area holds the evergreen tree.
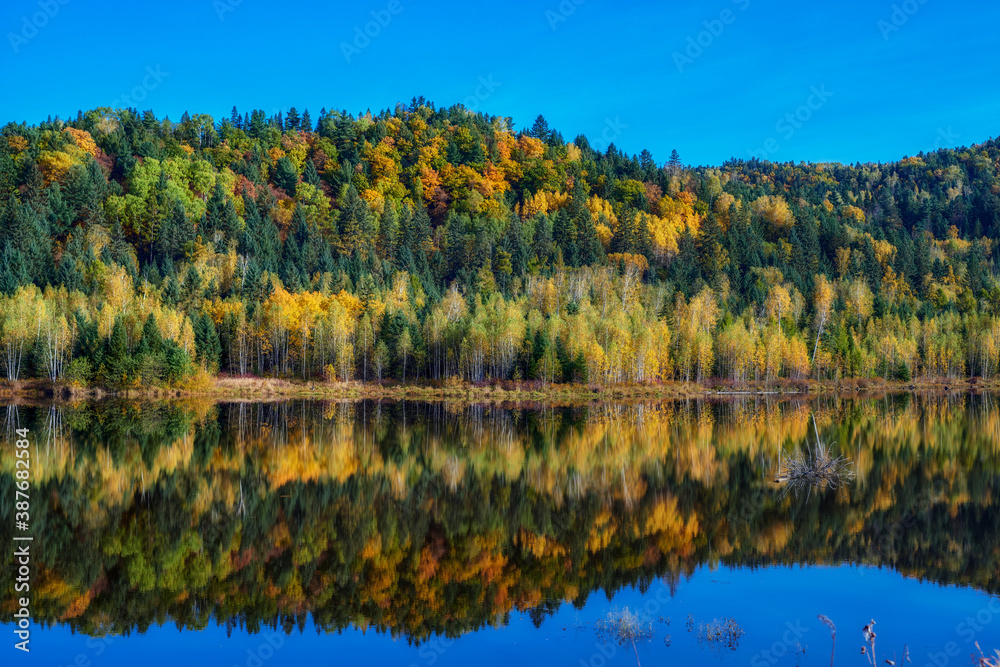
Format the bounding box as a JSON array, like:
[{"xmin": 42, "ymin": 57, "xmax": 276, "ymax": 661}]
[
  {"xmin": 303, "ymin": 159, "xmax": 321, "ymax": 187},
  {"xmin": 194, "ymin": 313, "xmax": 221, "ymax": 371},
  {"xmin": 672, "ymin": 227, "xmax": 701, "ymax": 295},
  {"xmin": 502, "ymin": 212, "xmax": 528, "ymax": 277},
  {"xmin": 698, "ymin": 213, "xmax": 727, "ymax": 289},
  {"xmin": 273, "ymin": 156, "xmax": 298, "ymax": 195},
  {"xmin": 551, "ymin": 209, "xmax": 579, "ymax": 267},
  {"xmin": 530, "ymin": 115, "xmax": 550, "ymax": 143},
  {"xmin": 139, "ymin": 313, "xmax": 163, "ymax": 355},
  {"xmin": 337, "ymin": 184, "xmax": 374, "ymax": 256}
]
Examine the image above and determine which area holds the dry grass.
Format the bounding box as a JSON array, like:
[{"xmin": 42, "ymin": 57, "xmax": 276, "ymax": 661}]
[
  {"xmin": 775, "ymin": 416, "xmax": 855, "ymax": 498},
  {"xmin": 696, "ymin": 617, "xmax": 745, "ymax": 651},
  {"xmin": 595, "ymin": 606, "xmax": 654, "ymax": 645},
  {"xmin": 3, "ymin": 373, "xmax": 1000, "ymax": 404},
  {"xmin": 974, "ymin": 643, "xmax": 1000, "ymax": 667},
  {"xmin": 775, "ymin": 441, "xmax": 855, "ymax": 495},
  {"xmin": 595, "ymin": 607, "xmax": 654, "ymax": 666},
  {"xmin": 818, "ymin": 616, "xmax": 914, "ymax": 667}
]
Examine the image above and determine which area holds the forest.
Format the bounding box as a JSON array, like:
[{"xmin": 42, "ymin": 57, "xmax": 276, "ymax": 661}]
[
  {"xmin": 1, "ymin": 100, "xmax": 1000, "ymax": 388},
  {"xmin": 0, "ymin": 397, "xmax": 996, "ymax": 639}
]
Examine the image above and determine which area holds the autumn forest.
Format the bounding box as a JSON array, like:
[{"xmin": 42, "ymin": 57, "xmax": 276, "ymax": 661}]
[{"xmin": 2, "ymin": 101, "xmax": 1000, "ymax": 389}]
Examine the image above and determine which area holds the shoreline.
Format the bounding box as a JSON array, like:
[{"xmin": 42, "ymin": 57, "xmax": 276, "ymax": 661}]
[{"xmin": 1, "ymin": 375, "xmax": 996, "ymax": 404}]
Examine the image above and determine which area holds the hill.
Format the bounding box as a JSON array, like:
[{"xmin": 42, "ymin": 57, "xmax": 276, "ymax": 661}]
[{"xmin": 1, "ymin": 100, "xmax": 999, "ymax": 388}]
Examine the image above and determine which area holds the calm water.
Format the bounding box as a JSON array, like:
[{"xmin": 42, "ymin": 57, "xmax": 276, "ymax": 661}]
[{"xmin": 2, "ymin": 396, "xmax": 1000, "ymax": 666}]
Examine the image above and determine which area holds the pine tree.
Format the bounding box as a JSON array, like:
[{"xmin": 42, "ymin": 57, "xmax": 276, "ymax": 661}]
[
  {"xmin": 530, "ymin": 115, "xmax": 550, "ymax": 143},
  {"xmin": 140, "ymin": 313, "xmax": 163, "ymax": 355},
  {"xmin": 502, "ymin": 212, "xmax": 528, "ymax": 277},
  {"xmin": 303, "ymin": 159, "xmax": 321, "ymax": 187},
  {"xmin": 668, "ymin": 149, "xmax": 682, "ymax": 174},
  {"xmin": 273, "ymin": 156, "xmax": 298, "ymax": 195},
  {"xmin": 337, "ymin": 184, "xmax": 374, "ymax": 256},
  {"xmin": 672, "ymin": 227, "xmax": 701, "ymax": 295},
  {"xmin": 194, "ymin": 313, "xmax": 221, "ymax": 371},
  {"xmin": 551, "ymin": 209, "xmax": 579, "ymax": 267},
  {"xmin": 698, "ymin": 213, "xmax": 727, "ymax": 289},
  {"xmin": 377, "ymin": 203, "xmax": 399, "ymax": 260}
]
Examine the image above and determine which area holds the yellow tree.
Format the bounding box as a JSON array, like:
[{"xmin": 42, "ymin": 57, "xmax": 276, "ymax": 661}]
[
  {"xmin": 39, "ymin": 306, "xmax": 74, "ymax": 381},
  {"xmin": 765, "ymin": 284, "xmax": 792, "ymax": 323},
  {"xmin": 812, "ymin": 274, "xmax": 835, "ymax": 364},
  {"xmin": 0, "ymin": 287, "xmax": 43, "ymax": 381},
  {"xmin": 845, "ymin": 278, "xmax": 873, "ymax": 330}
]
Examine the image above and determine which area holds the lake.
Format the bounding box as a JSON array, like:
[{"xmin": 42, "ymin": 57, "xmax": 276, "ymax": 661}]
[{"xmin": 2, "ymin": 395, "xmax": 999, "ymax": 666}]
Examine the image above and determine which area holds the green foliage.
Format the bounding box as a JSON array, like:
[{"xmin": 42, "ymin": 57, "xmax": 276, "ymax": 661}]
[
  {"xmin": 3, "ymin": 104, "xmax": 1000, "ymax": 387},
  {"xmin": 64, "ymin": 357, "xmax": 91, "ymax": 386}
]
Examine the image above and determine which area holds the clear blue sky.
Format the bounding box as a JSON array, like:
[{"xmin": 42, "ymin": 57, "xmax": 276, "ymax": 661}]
[{"xmin": 1, "ymin": 0, "xmax": 998, "ymax": 167}]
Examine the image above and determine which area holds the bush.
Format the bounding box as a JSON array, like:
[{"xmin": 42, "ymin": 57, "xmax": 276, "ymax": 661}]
[{"xmin": 63, "ymin": 357, "xmax": 92, "ymax": 387}]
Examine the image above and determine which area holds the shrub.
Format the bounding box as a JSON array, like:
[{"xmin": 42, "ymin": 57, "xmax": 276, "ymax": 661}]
[{"xmin": 63, "ymin": 357, "xmax": 91, "ymax": 387}]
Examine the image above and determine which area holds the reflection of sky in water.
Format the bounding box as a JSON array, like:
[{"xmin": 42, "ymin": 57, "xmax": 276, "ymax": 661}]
[{"xmin": 7, "ymin": 565, "xmax": 998, "ymax": 666}]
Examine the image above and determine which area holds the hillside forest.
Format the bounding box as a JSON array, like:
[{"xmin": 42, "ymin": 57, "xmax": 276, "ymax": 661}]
[{"xmin": 1, "ymin": 101, "xmax": 1000, "ymax": 388}]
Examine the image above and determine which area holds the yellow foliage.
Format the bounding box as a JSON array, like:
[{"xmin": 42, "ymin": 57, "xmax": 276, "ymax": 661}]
[
  {"xmin": 7, "ymin": 135, "xmax": 28, "ymax": 153},
  {"xmin": 751, "ymin": 195, "xmax": 795, "ymax": 234},
  {"xmin": 842, "ymin": 205, "xmax": 866, "ymax": 224},
  {"xmin": 587, "ymin": 196, "xmax": 618, "ymax": 226},
  {"xmin": 63, "ymin": 127, "xmax": 98, "ymax": 157},
  {"xmin": 38, "ymin": 151, "xmax": 75, "ymax": 184},
  {"xmin": 518, "ymin": 135, "xmax": 545, "ymax": 159}
]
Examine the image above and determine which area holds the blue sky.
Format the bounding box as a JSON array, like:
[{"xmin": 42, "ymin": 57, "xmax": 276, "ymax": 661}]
[{"xmin": 1, "ymin": 0, "xmax": 998, "ymax": 166}]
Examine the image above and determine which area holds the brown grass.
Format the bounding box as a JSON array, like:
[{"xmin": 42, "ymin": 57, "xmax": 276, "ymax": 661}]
[{"xmin": 3, "ymin": 374, "xmax": 1000, "ymax": 405}]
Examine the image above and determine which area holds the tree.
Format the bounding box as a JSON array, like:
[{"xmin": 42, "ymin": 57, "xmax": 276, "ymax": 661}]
[
  {"xmin": 194, "ymin": 313, "xmax": 221, "ymax": 371},
  {"xmin": 846, "ymin": 277, "xmax": 873, "ymax": 329},
  {"xmin": 667, "ymin": 149, "xmax": 682, "ymax": 174},
  {"xmin": 398, "ymin": 326, "xmax": 413, "ymax": 382},
  {"xmin": 273, "ymin": 156, "xmax": 298, "ymax": 195},
  {"xmin": 812, "ymin": 274, "xmax": 834, "ymax": 364},
  {"xmin": 698, "ymin": 213, "xmax": 728, "ymax": 288},
  {"xmin": 530, "ymin": 115, "xmax": 550, "ymax": 143},
  {"xmin": 338, "ymin": 185, "xmax": 374, "ymax": 256},
  {"xmin": 373, "ymin": 340, "xmax": 389, "ymax": 381},
  {"xmin": 0, "ymin": 287, "xmax": 40, "ymax": 381}
]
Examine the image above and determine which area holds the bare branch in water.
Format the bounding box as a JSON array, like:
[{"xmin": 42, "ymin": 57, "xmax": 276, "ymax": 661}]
[{"xmin": 774, "ymin": 415, "xmax": 855, "ymax": 497}]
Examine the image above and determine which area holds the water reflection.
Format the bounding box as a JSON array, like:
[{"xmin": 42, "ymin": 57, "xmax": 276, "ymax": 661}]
[{"xmin": 0, "ymin": 395, "xmax": 998, "ymax": 642}]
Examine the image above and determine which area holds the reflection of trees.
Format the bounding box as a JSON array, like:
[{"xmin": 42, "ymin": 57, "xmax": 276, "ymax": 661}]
[{"xmin": 0, "ymin": 395, "xmax": 998, "ymax": 641}]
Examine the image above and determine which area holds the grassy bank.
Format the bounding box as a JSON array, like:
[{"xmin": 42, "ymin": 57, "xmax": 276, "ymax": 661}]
[{"xmin": 2, "ymin": 374, "xmax": 997, "ymax": 404}]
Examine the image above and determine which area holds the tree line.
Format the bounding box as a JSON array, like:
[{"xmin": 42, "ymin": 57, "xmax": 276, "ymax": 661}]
[{"xmin": 2, "ymin": 101, "xmax": 1000, "ymax": 386}]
